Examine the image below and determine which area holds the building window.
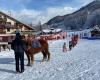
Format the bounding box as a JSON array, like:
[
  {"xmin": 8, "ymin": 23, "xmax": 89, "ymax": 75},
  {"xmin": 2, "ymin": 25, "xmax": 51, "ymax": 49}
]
[
  {"xmin": 6, "ymin": 22, "xmax": 11, "ymax": 26},
  {"xmin": 7, "ymin": 28, "xmax": 10, "ymax": 32}
]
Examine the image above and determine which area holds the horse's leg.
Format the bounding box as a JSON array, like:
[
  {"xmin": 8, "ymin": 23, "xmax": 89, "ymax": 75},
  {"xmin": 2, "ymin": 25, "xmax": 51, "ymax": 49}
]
[
  {"xmin": 4, "ymin": 45, "xmax": 6, "ymax": 51},
  {"xmin": 47, "ymin": 51, "xmax": 51, "ymax": 61},
  {"xmin": 45, "ymin": 50, "xmax": 51, "ymax": 61},
  {"xmin": 25, "ymin": 51, "xmax": 31, "ymax": 66},
  {"xmin": 7, "ymin": 45, "xmax": 10, "ymax": 51},
  {"xmin": 30, "ymin": 53, "xmax": 34, "ymax": 65},
  {"xmin": 2, "ymin": 45, "xmax": 5, "ymax": 51},
  {"xmin": 41, "ymin": 50, "xmax": 47, "ymax": 62},
  {"xmin": 8, "ymin": 45, "xmax": 11, "ymax": 51}
]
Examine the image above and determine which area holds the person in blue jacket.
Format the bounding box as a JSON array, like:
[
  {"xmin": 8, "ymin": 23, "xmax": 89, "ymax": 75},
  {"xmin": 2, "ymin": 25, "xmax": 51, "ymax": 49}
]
[{"xmin": 11, "ymin": 33, "xmax": 26, "ymax": 73}]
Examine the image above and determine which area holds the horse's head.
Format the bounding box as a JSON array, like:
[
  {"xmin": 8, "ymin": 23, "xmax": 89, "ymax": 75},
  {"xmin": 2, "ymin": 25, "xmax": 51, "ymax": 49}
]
[{"xmin": 21, "ymin": 35, "xmax": 26, "ymax": 41}]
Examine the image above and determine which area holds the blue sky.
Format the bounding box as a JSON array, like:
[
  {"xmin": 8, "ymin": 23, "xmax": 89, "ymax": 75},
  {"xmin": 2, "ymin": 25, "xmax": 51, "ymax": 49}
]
[
  {"xmin": 0, "ymin": 0, "xmax": 93, "ymax": 24},
  {"xmin": 0, "ymin": 0, "xmax": 80, "ymax": 10}
]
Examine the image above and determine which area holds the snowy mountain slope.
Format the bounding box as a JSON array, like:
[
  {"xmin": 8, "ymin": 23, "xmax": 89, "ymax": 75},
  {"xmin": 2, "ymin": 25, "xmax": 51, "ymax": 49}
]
[
  {"xmin": 45, "ymin": 0, "xmax": 100, "ymax": 30},
  {"xmin": 0, "ymin": 39, "xmax": 100, "ymax": 80}
]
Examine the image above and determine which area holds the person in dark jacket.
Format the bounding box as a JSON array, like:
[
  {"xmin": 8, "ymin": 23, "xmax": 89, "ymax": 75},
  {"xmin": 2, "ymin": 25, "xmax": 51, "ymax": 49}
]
[
  {"xmin": 11, "ymin": 33, "xmax": 26, "ymax": 73},
  {"xmin": 69, "ymin": 40, "xmax": 72, "ymax": 51}
]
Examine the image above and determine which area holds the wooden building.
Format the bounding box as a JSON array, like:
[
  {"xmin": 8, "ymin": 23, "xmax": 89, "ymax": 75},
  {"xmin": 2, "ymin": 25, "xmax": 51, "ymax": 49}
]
[
  {"xmin": 82, "ymin": 25, "xmax": 100, "ymax": 39},
  {"xmin": 0, "ymin": 11, "xmax": 34, "ymax": 42},
  {"xmin": 91, "ymin": 26, "xmax": 100, "ymax": 37},
  {"xmin": 0, "ymin": 11, "xmax": 34, "ymax": 34}
]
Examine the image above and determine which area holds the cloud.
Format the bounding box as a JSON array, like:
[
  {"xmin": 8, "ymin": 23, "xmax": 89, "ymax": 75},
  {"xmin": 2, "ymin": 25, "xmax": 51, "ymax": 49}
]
[
  {"xmin": 1, "ymin": 6, "xmax": 76, "ymax": 25},
  {"xmin": 40, "ymin": 6, "xmax": 76, "ymax": 23},
  {"xmin": 0, "ymin": 0, "xmax": 94, "ymax": 25},
  {"xmin": 26, "ymin": 6, "xmax": 76, "ymax": 24}
]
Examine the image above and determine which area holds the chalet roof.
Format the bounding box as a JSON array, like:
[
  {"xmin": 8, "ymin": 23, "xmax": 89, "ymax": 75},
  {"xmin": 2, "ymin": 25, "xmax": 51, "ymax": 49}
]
[
  {"xmin": 92, "ymin": 25, "xmax": 100, "ymax": 31},
  {"xmin": 0, "ymin": 11, "xmax": 34, "ymax": 30},
  {"xmin": 42, "ymin": 28, "xmax": 62, "ymax": 33}
]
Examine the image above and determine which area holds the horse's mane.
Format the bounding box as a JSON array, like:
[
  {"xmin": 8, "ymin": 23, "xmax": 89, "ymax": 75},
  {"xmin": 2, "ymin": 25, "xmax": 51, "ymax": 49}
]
[
  {"xmin": 39, "ymin": 39, "xmax": 47, "ymax": 44},
  {"xmin": 26, "ymin": 38, "xmax": 48, "ymax": 47}
]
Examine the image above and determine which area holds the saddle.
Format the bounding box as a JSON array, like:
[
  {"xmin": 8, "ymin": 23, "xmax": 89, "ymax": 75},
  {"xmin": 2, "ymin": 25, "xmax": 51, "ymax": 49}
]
[{"xmin": 32, "ymin": 39, "xmax": 41, "ymax": 48}]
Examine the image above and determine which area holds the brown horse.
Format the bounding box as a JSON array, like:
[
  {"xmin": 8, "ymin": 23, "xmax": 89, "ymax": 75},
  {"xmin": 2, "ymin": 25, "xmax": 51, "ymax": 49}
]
[{"xmin": 23, "ymin": 35, "xmax": 51, "ymax": 66}]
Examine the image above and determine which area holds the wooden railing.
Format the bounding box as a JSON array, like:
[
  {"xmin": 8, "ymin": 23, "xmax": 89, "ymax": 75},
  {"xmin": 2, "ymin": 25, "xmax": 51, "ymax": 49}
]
[
  {"xmin": 0, "ymin": 34, "xmax": 15, "ymax": 42},
  {"xmin": 0, "ymin": 18, "xmax": 7, "ymax": 22}
]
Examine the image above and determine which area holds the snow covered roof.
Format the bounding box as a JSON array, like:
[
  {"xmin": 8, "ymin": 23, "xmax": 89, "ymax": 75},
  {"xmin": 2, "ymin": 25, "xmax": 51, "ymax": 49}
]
[
  {"xmin": 42, "ymin": 29, "xmax": 62, "ymax": 33},
  {"xmin": 52, "ymin": 29, "xmax": 62, "ymax": 32},
  {"xmin": 92, "ymin": 26, "xmax": 100, "ymax": 31},
  {"xmin": 42, "ymin": 29, "xmax": 51, "ymax": 33}
]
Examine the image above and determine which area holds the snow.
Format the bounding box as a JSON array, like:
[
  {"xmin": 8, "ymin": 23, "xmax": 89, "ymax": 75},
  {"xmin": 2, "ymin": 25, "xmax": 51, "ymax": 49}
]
[
  {"xmin": 0, "ymin": 37, "xmax": 100, "ymax": 80},
  {"xmin": 42, "ymin": 28, "xmax": 62, "ymax": 33},
  {"xmin": 42, "ymin": 29, "xmax": 51, "ymax": 33}
]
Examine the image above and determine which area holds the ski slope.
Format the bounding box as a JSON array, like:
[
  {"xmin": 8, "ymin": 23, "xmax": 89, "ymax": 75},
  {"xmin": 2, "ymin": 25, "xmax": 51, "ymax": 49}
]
[{"xmin": 0, "ymin": 38, "xmax": 100, "ymax": 80}]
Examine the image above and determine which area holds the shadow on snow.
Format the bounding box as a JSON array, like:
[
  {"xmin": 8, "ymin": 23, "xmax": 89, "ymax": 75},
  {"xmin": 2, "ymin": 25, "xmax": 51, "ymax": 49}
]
[
  {"xmin": 0, "ymin": 58, "xmax": 14, "ymax": 64},
  {"xmin": 0, "ymin": 68, "xmax": 16, "ymax": 74}
]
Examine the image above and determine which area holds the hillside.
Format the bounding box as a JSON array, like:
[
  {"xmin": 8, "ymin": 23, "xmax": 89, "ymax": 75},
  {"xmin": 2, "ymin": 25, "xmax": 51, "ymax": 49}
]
[{"xmin": 45, "ymin": 0, "xmax": 100, "ymax": 30}]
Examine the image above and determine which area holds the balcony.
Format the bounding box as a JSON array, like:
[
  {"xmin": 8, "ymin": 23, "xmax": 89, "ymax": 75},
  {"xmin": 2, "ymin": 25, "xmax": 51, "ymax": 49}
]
[
  {"xmin": 0, "ymin": 24, "xmax": 5, "ymax": 29},
  {"xmin": 0, "ymin": 17, "xmax": 7, "ymax": 22}
]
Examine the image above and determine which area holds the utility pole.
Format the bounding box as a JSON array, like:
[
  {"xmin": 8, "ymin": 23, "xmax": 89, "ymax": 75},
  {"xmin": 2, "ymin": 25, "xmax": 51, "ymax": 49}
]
[
  {"xmin": 8, "ymin": 11, "xmax": 11, "ymax": 16},
  {"xmin": 38, "ymin": 21, "xmax": 42, "ymax": 32}
]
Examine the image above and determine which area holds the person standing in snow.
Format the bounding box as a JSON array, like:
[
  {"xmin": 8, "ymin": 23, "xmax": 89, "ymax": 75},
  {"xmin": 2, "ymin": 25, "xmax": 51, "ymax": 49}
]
[
  {"xmin": 11, "ymin": 33, "xmax": 26, "ymax": 73},
  {"xmin": 69, "ymin": 40, "xmax": 72, "ymax": 50},
  {"xmin": 62, "ymin": 42, "xmax": 67, "ymax": 52}
]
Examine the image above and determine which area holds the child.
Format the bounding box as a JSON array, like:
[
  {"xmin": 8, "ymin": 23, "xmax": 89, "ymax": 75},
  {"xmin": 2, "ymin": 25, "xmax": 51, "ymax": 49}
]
[{"xmin": 63, "ymin": 42, "xmax": 67, "ymax": 52}]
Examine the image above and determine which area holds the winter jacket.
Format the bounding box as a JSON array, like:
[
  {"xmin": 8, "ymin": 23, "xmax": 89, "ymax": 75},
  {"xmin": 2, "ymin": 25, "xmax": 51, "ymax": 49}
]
[
  {"xmin": 11, "ymin": 37, "xmax": 26, "ymax": 53},
  {"xmin": 69, "ymin": 41, "xmax": 72, "ymax": 46}
]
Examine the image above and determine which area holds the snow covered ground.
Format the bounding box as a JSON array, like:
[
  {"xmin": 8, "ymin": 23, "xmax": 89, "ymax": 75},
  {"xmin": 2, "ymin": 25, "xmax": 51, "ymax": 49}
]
[{"xmin": 0, "ymin": 38, "xmax": 100, "ymax": 80}]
